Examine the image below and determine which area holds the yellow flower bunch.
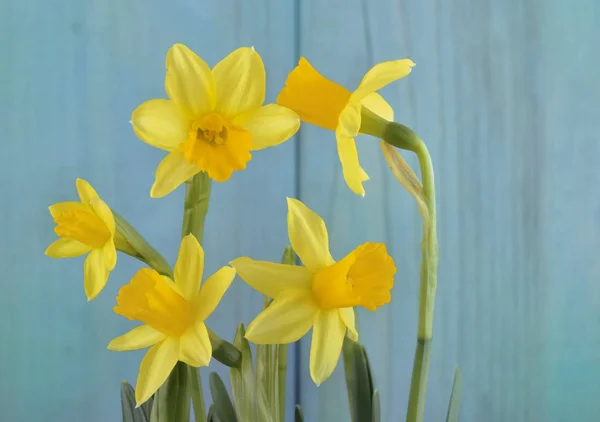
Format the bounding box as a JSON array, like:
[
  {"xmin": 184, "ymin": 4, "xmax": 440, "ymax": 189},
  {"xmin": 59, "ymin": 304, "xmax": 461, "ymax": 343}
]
[{"xmin": 46, "ymin": 43, "xmax": 434, "ymax": 422}]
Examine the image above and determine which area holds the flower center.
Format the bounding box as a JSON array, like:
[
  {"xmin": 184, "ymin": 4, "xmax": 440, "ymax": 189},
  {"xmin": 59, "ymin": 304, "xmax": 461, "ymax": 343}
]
[
  {"xmin": 178, "ymin": 112, "xmax": 253, "ymax": 182},
  {"xmin": 54, "ymin": 209, "xmax": 111, "ymax": 248},
  {"xmin": 311, "ymin": 242, "xmax": 396, "ymax": 311},
  {"xmin": 114, "ymin": 268, "xmax": 194, "ymax": 337},
  {"xmin": 277, "ymin": 57, "xmax": 351, "ymax": 131}
]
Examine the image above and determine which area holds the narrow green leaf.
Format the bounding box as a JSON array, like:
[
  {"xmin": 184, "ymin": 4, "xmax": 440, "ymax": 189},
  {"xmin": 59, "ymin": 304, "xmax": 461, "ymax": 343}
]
[
  {"xmin": 255, "ymin": 341, "xmax": 275, "ymax": 422},
  {"xmin": 230, "ymin": 323, "xmax": 270, "ymax": 422},
  {"xmin": 343, "ymin": 338, "xmax": 374, "ymax": 422},
  {"xmin": 121, "ymin": 381, "xmax": 153, "ymax": 422},
  {"xmin": 207, "ymin": 405, "xmax": 220, "ymax": 422},
  {"xmin": 371, "ymin": 390, "xmax": 381, "ymax": 422},
  {"xmin": 294, "ymin": 405, "xmax": 304, "ymax": 422},
  {"xmin": 150, "ymin": 362, "xmax": 190, "ymax": 422},
  {"xmin": 209, "ymin": 372, "xmax": 238, "ymax": 422},
  {"xmin": 445, "ymin": 366, "xmax": 462, "ymax": 422},
  {"xmin": 120, "ymin": 381, "xmax": 136, "ymax": 422}
]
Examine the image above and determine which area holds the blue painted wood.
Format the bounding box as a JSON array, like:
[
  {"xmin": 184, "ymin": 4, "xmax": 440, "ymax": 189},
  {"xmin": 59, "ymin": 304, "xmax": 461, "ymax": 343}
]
[
  {"xmin": 2, "ymin": 0, "xmax": 600, "ymax": 421},
  {"xmin": 297, "ymin": 0, "xmax": 600, "ymax": 421},
  {"xmin": 0, "ymin": 0, "xmax": 297, "ymax": 421}
]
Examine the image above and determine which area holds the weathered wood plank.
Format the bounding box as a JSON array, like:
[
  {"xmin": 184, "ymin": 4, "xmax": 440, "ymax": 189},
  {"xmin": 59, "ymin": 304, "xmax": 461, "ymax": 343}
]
[
  {"xmin": 0, "ymin": 0, "xmax": 297, "ymax": 420},
  {"xmin": 297, "ymin": 0, "xmax": 600, "ymax": 421}
]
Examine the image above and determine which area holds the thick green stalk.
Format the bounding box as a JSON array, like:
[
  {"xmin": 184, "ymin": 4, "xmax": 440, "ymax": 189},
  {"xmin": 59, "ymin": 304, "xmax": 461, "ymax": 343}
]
[
  {"xmin": 360, "ymin": 109, "xmax": 439, "ymax": 422},
  {"xmin": 182, "ymin": 172, "xmax": 212, "ymax": 242},
  {"xmin": 180, "ymin": 172, "xmax": 212, "ymax": 422}
]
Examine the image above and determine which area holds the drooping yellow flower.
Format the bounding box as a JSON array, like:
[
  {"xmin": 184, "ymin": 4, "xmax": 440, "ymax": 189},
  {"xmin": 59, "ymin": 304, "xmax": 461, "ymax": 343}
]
[
  {"xmin": 131, "ymin": 43, "xmax": 300, "ymax": 198},
  {"xmin": 45, "ymin": 178, "xmax": 117, "ymax": 301},
  {"xmin": 277, "ymin": 57, "xmax": 415, "ymax": 196},
  {"xmin": 108, "ymin": 234, "xmax": 235, "ymax": 405},
  {"xmin": 231, "ymin": 198, "xmax": 396, "ymax": 385}
]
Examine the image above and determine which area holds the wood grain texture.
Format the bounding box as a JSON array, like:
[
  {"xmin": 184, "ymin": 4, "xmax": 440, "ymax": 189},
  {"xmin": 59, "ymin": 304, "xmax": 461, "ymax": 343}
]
[
  {"xmin": 297, "ymin": 0, "xmax": 600, "ymax": 421},
  {"xmin": 0, "ymin": 0, "xmax": 297, "ymax": 420},
  {"xmin": 1, "ymin": 0, "xmax": 599, "ymax": 421}
]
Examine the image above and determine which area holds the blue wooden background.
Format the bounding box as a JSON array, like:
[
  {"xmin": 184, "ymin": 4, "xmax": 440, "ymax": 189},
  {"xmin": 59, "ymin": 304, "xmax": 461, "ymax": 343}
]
[{"xmin": 1, "ymin": 0, "xmax": 599, "ymax": 421}]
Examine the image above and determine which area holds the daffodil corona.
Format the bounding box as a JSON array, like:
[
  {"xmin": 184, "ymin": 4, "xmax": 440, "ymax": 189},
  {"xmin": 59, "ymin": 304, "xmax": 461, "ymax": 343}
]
[
  {"xmin": 45, "ymin": 179, "xmax": 117, "ymax": 301},
  {"xmin": 131, "ymin": 43, "xmax": 300, "ymax": 198},
  {"xmin": 108, "ymin": 235, "xmax": 236, "ymax": 405},
  {"xmin": 277, "ymin": 57, "xmax": 414, "ymax": 196},
  {"xmin": 231, "ymin": 198, "xmax": 396, "ymax": 385}
]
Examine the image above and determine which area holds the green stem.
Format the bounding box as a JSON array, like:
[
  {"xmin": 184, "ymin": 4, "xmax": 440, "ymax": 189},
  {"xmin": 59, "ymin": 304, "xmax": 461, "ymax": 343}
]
[
  {"xmin": 360, "ymin": 111, "xmax": 439, "ymax": 422},
  {"xmin": 188, "ymin": 366, "xmax": 206, "ymax": 422},
  {"xmin": 113, "ymin": 211, "xmax": 173, "ymax": 278},
  {"xmin": 402, "ymin": 138, "xmax": 438, "ymax": 422},
  {"xmin": 182, "ymin": 172, "xmax": 212, "ymax": 242},
  {"xmin": 406, "ymin": 340, "xmax": 431, "ymax": 422}
]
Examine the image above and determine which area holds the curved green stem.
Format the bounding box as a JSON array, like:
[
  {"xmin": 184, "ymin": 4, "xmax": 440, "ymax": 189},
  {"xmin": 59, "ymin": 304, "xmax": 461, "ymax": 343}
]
[{"xmin": 360, "ymin": 109, "xmax": 439, "ymax": 422}]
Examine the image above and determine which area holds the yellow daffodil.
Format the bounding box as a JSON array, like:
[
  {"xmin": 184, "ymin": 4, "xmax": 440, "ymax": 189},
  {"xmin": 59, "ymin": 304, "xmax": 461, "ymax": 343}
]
[
  {"xmin": 277, "ymin": 57, "xmax": 415, "ymax": 196},
  {"xmin": 231, "ymin": 198, "xmax": 396, "ymax": 385},
  {"xmin": 131, "ymin": 43, "xmax": 300, "ymax": 198},
  {"xmin": 108, "ymin": 234, "xmax": 235, "ymax": 405},
  {"xmin": 45, "ymin": 178, "xmax": 117, "ymax": 301}
]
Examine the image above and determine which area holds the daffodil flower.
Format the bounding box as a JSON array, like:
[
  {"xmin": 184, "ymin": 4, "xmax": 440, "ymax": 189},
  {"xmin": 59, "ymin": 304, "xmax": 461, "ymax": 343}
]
[
  {"xmin": 108, "ymin": 234, "xmax": 235, "ymax": 405},
  {"xmin": 277, "ymin": 57, "xmax": 414, "ymax": 196},
  {"xmin": 45, "ymin": 179, "xmax": 117, "ymax": 301},
  {"xmin": 131, "ymin": 43, "xmax": 300, "ymax": 198},
  {"xmin": 231, "ymin": 198, "xmax": 396, "ymax": 385}
]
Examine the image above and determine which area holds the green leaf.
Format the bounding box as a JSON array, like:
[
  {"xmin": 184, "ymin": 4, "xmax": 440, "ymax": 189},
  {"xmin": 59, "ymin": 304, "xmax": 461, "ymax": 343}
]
[
  {"xmin": 371, "ymin": 390, "xmax": 380, "ymax": 422},
  {"xmin": 294, "ymin": 405, "xmax": 304, "ymax": 422},
  {"xmin": 207, "ymin": 405, "xmax": 219, "ymax": 422},
  {"xmin": 230, "ymin": 323, "xmax": 270, "ymax": 422},
  {"xmin": 445, "ymin": 366, "xmax": 462, "ymax": 422},
  {"xmin": 150, "ymin": 362, "xmax": 190, "ymax": 422},
  {"xmin": 343, "ymin": 338, "xmax": 374, "ymax": 422},
  {"xmin": 210, "ymin": 372, "xmax": 238, "ymax": 422},
  {"xmin": 120, "ymin": 381, "xmax": 153, "ymax": 422}
]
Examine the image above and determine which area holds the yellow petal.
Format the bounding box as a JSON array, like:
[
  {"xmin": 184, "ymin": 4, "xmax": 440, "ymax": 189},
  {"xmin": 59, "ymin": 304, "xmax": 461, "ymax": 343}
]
[
  {"xmin": 338, "ymin": 308, "xmax": 358, "ymax": 341},
  {"xmin": 179, "ymin": 320, "xmax": 211, "ymax": 367},
  {"xmin": 91, "ymin": 197, "xmax": 115, "ymax": 235},
  {"xmin": 174, "ymin": 234, "xmax": 204, "ymax": 300},
  {"xmin": 230, "ymin": 257, "xmax": 312, "ymax": 298},
  {"xmin": 360, "ymin": 92, "xmax": 394, "ymax": 122},
  {"xmin": 213, "ymin": 47, "xmax": 265, "ymax": 118},
  {"xmin": 195, "ymin": 266, "xmax": 236, "ymax": 321},
  {"xmin": 49, "ymin": 201, "xmax": 85, "ymax": 219},
  {"xmin": 103, "ymin": 241, "xmax": 117, "ymax": 271},
  {"xmin": 84, "ymin": 248, "xmax": 109, "ymax": 301},
  {"xmin": 336, "ymin": 132, "xmax": 367, "ymax": 197},
  {"xmin": 286, "ymin": 198, "xmax": 335, "ymax": 271},
  {"xmin": 351, "ymin": 59, "xmax": 415, "ymax": 101},
  {"xmin": 135, "ymin": 337, "xmax": 179, "ymax": 406},
  {"xmin": 76, "ymin": 178, "xmax": 99, "ymax": 205},
  {"xmin": 108, "ymin": 325, "xmax": 166, "ymax": 351},
  {"xmin": 245, "ymin": 289, "xmax": 319, "ymax": 344},
  {"xmin": 165, "ymin": 44, "xmax": 216, "ymax": 118},
  {"xmin": 131, "ymin": 99, "xmax": 190, "ymax": 151},
  {"xmin": 150, "ymin": 151, "xmax": 200, "ymax": 198},
  {"xmin": 45, "ymin": 238, "xmax": 91, "ymax": 258},
  {"xmin": 309, "ymin": 309, "xmax": 346, "ymax": 385},
  {"xmin": 233, "ymin": 104, "xmax": 300, "ymax": 151}
]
